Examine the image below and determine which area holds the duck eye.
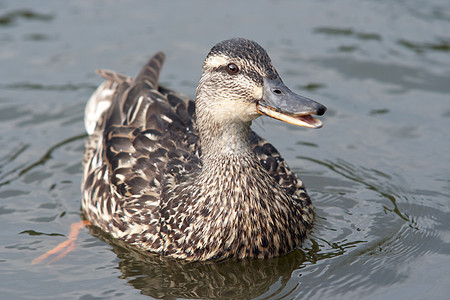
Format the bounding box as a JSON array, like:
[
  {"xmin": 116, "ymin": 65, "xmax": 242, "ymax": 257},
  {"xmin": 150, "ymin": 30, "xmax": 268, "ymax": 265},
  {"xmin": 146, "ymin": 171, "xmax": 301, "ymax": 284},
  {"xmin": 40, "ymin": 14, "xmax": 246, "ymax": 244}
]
[{"xmin": 227, "ymin": 63, "xmax": 239, "ymax": 74}]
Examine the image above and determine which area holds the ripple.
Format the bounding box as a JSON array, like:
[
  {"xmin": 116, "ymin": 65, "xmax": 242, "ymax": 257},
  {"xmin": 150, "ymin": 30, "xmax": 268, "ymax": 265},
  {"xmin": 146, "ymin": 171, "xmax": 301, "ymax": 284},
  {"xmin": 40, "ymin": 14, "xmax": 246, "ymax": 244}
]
[
  {"xmin": 285, "ymin": 155, "xmax": 450, "ymax": 299},
  {"xmin": 0, "ymin": 133, "xmax": 86, "ymax": 187},
  {"xmin": 0, "ymin": 9, "xmax": 53, "ymax": 27},
  {"xmin": 28, "ymin": 214, "xmax": 59, "ymax": 223},
  {"xmin": 299, "ymin": 83, "xmax": 326, "ymax": 91},
  {"xmin": 369, "ymin": 108, "xmax": 390, "ymax": 116},
  {"xmin": 314, "ymin": 27, "xmax": 382, "ymax": 41},
  {"xmin": 19, "ymin": 230, "xmax": 64, "ymax": 237},
  {"xmin": 398, "ymin": 38, "xmax": 450, "ymax": 53},
  {"xmin": 0, "ymin": 205, "xmax": 15, "ymax": 215},
  {"xmin": 295, "ymin": 140, "xmax": 319, "ymax": 148},
  {"xmin": 1, "ymin": 82, "xmax": 97, "ymax": 91},
  {"xmin": 5, "ymin": 240, "xmax": 41, "ymax": 251},
  {"xmin": 0, "ymin": 189, "xmax": 29, "ymax": 199},
  {"xmin": 312, "ymin": 56, "xmax": 450, "ymax": 94},
  {"xmin": 23, "ymin": 33, "xmax": 53, "ymax": 41}
]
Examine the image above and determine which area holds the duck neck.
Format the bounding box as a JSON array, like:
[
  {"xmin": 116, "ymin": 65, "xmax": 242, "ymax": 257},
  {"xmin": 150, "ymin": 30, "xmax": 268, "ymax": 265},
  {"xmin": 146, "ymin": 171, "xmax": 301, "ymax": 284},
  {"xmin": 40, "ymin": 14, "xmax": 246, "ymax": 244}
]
[
  {"xmin": 195, "ymin": 74, "xmax": 260, "ymax": 159},
  {"xmin": 197, "ymin": 116, "xmax": 254, "ymax": 160}
]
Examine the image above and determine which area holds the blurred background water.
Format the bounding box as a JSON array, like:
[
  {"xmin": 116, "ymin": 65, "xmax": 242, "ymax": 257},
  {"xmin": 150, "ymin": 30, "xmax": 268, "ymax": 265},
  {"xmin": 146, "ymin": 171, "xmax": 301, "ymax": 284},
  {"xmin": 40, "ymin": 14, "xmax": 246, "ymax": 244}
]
[{"xmin": 0, "ymin": 0, "xmax": 449, "ymax": 299}]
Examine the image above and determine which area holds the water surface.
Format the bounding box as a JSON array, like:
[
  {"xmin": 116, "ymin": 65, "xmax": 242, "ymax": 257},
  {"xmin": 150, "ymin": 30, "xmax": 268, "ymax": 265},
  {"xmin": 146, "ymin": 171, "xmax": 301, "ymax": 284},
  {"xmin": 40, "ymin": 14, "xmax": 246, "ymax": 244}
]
[{"xmin": 1, "ymin": 0, "xmax": 449, "ymax": 299}]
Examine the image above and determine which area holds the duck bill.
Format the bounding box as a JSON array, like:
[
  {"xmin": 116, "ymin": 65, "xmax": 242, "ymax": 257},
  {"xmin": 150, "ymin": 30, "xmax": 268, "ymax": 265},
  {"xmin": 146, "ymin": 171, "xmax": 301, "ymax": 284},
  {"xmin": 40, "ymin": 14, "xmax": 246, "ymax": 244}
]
[{"xmin": 257, "ymin": 77, "xmax": 326, "ymax": 128}]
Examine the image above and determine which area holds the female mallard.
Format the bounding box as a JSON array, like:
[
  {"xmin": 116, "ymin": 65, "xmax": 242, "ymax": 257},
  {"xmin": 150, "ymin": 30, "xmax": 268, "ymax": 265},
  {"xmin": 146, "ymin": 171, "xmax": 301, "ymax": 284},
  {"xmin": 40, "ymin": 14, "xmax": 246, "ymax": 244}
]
[{"xmin": 82, "ymin": 38, "xmax": 326, "ymax": 261}]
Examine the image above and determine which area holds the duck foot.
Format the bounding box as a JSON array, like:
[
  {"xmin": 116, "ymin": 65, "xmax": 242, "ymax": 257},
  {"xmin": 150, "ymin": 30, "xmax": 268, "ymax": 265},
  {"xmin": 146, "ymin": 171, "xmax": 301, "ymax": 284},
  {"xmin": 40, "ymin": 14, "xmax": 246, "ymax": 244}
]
[{"xmin": 32, "ymin": 220, "xmax": 91, "ymax": 264}]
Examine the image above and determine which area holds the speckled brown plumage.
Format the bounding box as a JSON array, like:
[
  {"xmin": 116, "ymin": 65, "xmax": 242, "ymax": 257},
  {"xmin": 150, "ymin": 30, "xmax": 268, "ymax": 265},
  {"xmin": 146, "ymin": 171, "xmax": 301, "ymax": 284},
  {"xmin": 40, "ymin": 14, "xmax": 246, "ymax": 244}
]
[{"xmin": 82, "ymin": 38, "xmax": 323, "ymax": 261}]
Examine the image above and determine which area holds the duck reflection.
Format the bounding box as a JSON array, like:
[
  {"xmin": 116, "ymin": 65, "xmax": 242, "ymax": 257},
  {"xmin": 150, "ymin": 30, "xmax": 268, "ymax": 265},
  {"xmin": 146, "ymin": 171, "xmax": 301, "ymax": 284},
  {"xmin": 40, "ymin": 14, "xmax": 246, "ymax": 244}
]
[{"xmin": 87, "ymin": 225, "xmax": 306, "ymax": 299}]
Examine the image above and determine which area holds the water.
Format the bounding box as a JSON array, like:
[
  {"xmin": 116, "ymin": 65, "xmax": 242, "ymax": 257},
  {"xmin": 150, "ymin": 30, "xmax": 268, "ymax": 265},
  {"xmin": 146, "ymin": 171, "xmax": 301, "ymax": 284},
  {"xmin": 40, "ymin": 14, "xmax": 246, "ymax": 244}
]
[{"xmin": 1, "ymin": 0, "xmax": 449, "ymax": 299}]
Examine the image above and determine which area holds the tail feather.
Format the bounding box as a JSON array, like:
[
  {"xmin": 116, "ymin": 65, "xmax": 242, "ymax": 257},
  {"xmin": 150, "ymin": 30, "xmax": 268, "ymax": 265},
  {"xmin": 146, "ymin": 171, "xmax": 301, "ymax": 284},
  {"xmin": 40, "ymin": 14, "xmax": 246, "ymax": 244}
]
[
  {"xmin": 96, "ymin": 69, "xmax": 132, "ymax": 84},
  {"xmin": 85, "ymin": 52, "xmax": 166, "ymax": 135},
  {"xmin": 134, "ymin": 52, "xmax": 165, "ymax": 89}
]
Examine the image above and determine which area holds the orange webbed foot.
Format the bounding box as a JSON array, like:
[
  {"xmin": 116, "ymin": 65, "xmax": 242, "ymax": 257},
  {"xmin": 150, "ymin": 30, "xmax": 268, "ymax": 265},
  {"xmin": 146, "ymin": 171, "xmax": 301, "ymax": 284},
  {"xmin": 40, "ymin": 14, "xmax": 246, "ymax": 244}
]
[{"xmin": 32, "ymin": 220, "xmax": 91, "ymax": 264}]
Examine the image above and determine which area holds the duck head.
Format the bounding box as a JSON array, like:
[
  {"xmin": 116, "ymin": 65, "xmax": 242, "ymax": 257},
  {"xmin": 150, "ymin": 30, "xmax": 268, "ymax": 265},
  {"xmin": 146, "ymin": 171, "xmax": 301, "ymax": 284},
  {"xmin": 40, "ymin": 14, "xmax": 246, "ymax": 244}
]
[{"xmin": 196, "ymin": 38, "xmax": 326, "ymax": 130}]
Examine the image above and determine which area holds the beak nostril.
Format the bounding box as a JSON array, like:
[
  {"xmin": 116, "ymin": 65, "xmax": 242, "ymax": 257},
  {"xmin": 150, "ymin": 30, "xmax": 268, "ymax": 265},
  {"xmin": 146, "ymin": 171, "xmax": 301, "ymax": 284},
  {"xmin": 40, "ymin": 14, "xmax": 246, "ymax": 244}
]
[{"xmin": 273, "ymin": 89, "xmax": 282, "ymax": 95}]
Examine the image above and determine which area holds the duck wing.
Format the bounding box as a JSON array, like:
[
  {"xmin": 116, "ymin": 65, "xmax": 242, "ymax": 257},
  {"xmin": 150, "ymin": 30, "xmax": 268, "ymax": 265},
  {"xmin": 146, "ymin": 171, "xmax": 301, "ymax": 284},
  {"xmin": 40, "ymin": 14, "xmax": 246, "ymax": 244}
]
[{"xmin": 83, "ymin": 53, "xmax": 200, "ymax": 240}]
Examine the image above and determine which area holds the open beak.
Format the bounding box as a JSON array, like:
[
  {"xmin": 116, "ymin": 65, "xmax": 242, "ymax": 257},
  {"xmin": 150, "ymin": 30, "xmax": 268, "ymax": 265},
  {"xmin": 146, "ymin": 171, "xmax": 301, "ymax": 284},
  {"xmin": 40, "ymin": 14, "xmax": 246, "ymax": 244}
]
[{"xmin": 257, "ymin": 77, "xmax": 326, "ymax": 128}]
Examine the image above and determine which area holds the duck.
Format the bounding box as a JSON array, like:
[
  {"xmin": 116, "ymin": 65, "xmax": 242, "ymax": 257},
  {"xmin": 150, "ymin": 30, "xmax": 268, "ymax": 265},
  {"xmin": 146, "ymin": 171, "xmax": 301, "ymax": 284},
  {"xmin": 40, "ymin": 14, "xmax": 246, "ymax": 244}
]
[{"xmin": 81, "ymin": 38, "xmax": 326, "ymax": 261}]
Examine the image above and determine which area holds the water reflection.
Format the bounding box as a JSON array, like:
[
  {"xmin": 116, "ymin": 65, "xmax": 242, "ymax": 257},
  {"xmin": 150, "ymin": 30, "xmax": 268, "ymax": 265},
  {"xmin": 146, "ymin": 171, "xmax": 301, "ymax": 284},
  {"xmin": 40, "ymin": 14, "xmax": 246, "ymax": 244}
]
[
  {"xmin": 87, "ymin": 226, "xmax": 305, "ymax": 299},
  {"xmin": 83, "ymin": 213, "xmax": 368, "ymax": 299}
]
